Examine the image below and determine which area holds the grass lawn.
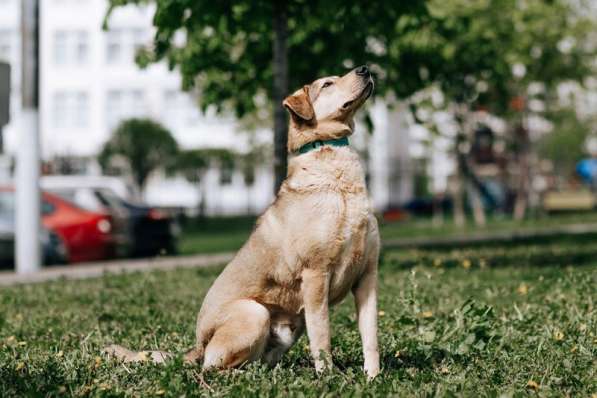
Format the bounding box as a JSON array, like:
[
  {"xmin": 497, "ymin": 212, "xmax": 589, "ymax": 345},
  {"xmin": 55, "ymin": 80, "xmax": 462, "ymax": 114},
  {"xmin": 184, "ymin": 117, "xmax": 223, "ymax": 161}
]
[
  {"xmin": 178, "ymin": 212, "xmax": 597, "ymax": 255},
  {"xmin": 1, "ymin": 241, "xmax": 595, "ymax": 396}
]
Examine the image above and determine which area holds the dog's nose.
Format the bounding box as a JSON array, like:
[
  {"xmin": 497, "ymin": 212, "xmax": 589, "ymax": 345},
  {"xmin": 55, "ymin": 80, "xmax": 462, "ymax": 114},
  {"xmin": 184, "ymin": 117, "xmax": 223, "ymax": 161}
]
[{"xmin": 355, "ymin": 65, "xmax": 369, "ymax": 77}]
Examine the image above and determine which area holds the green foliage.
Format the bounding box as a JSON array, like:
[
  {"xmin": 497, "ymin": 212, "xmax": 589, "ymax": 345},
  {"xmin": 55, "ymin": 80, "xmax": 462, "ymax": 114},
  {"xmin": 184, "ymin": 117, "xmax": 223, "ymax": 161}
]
[
  {"xmin": 538, "ymin": 109, "xmax": 594, "ymax": 172},
  {"xmin": 425, "ymin": 0, "xmax": 596, "ymax": 113},
  {"xmin": 104, "ymin": 1, "xmax": 435, "ymax": 118},
  {"xmin": 99, "ymin": 118, "xmax": 179, "ymax": 189},
  {"xmin": 0, "ymin": 253, "xmax": 595, "ymax": 395},
  {"xmin": 171, "ymin": 148, "xmax": 236, "ymax": 183}
]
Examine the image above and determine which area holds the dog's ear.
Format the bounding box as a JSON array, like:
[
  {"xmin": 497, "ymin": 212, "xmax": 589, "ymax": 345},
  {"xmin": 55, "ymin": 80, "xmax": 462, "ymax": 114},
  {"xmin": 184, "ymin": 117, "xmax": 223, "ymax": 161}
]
[{"xmin": 283, "ymin": 86, "xmax": 315, "ymax": 124}]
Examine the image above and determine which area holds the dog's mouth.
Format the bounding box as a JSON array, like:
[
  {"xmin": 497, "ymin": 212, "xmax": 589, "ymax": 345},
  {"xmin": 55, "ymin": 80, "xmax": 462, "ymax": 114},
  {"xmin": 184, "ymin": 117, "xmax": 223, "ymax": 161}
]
[{"xmin": 341, "ymin": 82, "xmax": 374, "ymax": 110}]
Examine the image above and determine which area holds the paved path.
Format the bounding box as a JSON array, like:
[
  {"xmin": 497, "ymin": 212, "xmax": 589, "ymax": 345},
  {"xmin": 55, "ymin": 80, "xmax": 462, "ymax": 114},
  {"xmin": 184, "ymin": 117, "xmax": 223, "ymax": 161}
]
[
  {"xmin": 2, "ymin": 222, "xmax": 597, "ymax": 287},
  {"xmin": 0, "ymin": 252, "xmax": 234, "ymax": 287}
]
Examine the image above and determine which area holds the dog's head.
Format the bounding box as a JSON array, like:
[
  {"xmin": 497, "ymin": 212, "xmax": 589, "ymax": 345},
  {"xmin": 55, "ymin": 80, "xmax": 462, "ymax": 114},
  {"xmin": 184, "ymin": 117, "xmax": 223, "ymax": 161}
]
[{"xmin": 284, "ymin": 65, "xmax": 374, "ymax": 153}]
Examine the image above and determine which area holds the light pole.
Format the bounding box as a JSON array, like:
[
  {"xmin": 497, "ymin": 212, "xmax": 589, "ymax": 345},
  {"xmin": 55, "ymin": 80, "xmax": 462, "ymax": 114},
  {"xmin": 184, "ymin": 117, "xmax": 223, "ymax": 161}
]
[{"xmin": 16, "ymin": 0, "xmax": 41, "ymax": 273}]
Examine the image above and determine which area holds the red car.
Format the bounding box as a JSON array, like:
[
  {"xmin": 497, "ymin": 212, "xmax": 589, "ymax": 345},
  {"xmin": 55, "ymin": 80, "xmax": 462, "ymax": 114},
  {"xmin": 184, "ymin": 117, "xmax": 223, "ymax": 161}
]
[
  {"xmin": 0, "ymin": 187, "xmax": 115, "ymax": 263},
  {"xmin": 42, "ymin": 191, "xmax": 116, "ymax": 263}
]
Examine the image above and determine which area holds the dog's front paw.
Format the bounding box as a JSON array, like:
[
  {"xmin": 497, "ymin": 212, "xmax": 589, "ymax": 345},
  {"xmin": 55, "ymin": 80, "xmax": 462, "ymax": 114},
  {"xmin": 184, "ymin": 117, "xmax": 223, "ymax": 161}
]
[
  {"xmin": 365, "ymin": 364, "xmax": 380, "ymax": 380},
  {"xmin": 314, "ymin": 357, "xmax": 333, "ymax": 374},
  {"xmin": 364, "ymin": 352, "xmax": 380, "ymax": 380}
]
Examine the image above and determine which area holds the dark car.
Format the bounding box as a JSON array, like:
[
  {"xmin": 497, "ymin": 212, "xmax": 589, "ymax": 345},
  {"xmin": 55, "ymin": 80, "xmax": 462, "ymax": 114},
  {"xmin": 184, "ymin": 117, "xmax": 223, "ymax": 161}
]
[{"xmin": 117, "ymin": 199, "xmax": 178, "ymax": 257}]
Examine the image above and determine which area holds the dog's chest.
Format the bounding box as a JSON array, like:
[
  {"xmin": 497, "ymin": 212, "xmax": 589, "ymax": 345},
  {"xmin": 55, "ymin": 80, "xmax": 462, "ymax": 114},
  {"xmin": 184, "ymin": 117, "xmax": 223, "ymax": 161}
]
[{"xmin": 329, "ymin": 191, "xmax": 371, "ymax": 304}]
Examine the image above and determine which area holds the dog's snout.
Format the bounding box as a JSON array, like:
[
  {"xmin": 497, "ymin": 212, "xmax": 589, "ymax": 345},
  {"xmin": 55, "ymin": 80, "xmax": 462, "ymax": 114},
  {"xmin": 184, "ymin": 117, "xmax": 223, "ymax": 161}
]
[{"xmin": 355, "ymin": 65, "xmax": 369, "ymax": 77}]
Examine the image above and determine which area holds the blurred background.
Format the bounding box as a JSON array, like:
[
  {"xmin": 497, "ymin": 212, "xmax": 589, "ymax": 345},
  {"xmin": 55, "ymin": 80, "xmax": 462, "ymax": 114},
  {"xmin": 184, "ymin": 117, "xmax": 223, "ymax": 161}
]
[{"xmin": 0, "ymin": 0, "xmax": 596, "ymax": 269}]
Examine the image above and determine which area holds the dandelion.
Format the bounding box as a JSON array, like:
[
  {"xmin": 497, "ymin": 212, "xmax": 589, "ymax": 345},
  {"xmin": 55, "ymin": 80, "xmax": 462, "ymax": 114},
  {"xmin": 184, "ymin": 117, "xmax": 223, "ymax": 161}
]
[
  {"xmin": 378, "ymin": 310, "xmax": 386, "ymax": 317},
  {"xmin": 94, "ymin": 356, "xmax": 102, "ymax": 368},
  {"xmin": 421, "ymin": 311, "xmax": 433, "ymax": 318},
  {"xmin": 462, "ymin": 259, "xmax": 471, "ymax": 269},
  {"xmin": 15, "ymin": 362, "xmax": 25, "ymax": 371},
  {"xmin": 433, "ymin": 258, "xmax": 442, "ymax": 267},
  {"xmin": 526, "ymin": 380, "xmax": 539, "ymax": 390},
  {"xmin": 553, "ymin": 330, "xmax": 565, "ymax": 341},
  {"xmin": 517, "ymin": 283, "xmax": 529, "ymax": 295}
]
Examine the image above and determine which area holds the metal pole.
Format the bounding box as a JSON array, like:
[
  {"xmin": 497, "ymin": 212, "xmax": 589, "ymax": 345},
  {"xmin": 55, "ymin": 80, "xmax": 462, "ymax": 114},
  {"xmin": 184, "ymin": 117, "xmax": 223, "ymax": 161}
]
[{"xmin": 16, "ymin": 0, "xmax": 41, "ymax": 273}]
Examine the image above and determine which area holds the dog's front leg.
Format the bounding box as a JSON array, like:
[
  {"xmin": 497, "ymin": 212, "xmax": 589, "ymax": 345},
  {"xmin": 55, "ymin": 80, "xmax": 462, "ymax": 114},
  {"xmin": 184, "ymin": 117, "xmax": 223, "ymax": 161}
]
[
  {"xmin": 301, "ymin": 267, "xmax": 332, "ymax": 373},
  {"xmin": 353, "ymin": 254, "xmax": 380, "ymax": 379}
]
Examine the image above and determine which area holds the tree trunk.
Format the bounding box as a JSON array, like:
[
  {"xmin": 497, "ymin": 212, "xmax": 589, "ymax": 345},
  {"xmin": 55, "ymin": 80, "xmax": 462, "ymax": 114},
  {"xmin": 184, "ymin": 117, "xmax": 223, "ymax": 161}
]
[
  {"xmin": 452, "ymin": 171, "xmax": 466, "ymax": 228},
  {"xmin": 513, "ymin": 123, "xmax": 530, "ymax": 221},
  {"xmin": 272, "ymin": 1, "xmax": 288, "ymax": 193}
]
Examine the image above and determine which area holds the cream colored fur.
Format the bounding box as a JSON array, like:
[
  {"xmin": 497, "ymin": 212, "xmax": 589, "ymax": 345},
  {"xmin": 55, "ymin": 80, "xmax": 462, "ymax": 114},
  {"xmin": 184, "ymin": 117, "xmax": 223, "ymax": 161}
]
[{"xmin": 104, "ymin": 66, "xmax": 380, "ymax": 379}]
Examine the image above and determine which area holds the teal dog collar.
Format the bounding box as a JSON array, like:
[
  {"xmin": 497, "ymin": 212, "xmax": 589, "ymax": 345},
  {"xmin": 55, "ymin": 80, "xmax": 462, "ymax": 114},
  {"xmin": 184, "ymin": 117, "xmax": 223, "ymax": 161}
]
[{"xmin": 297, "ymin": 136, "xmax": 350, "ymax": 155}]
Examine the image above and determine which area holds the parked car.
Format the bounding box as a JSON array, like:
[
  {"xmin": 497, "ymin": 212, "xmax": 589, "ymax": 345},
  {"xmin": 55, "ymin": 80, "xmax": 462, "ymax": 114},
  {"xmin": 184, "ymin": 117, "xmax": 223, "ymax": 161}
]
[
  {"xmin": 41, "ymin": 190, "xmax": 118, "ymax": 263},
  {"xmin": 0, "ymin": 187, "xmax": 117, "ymax": 263},
  {"xmin": 0, "ymin": 197, "xmax": 68, "ymax": 268},
  {"xmin": 42, "ymin": 176, "xmax": 178, "ymax": 257}
]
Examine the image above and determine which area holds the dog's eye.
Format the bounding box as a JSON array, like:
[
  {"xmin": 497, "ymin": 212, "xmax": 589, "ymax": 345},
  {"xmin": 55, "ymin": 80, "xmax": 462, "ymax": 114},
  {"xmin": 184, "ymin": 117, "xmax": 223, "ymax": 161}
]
[{"xmin": 322, "ymin": 81, "xmax": 333, "ymax": 89}]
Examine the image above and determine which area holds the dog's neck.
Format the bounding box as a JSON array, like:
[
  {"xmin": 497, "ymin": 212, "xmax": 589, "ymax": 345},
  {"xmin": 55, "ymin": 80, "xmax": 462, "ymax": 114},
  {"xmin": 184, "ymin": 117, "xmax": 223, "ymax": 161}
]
[
  {"xmin": 287, "ymin": 119, "xmax": 353, "ymax": 154},
  {"xmin": 283, "ymin": 136, "xmax": 367, "ymax": 195}
]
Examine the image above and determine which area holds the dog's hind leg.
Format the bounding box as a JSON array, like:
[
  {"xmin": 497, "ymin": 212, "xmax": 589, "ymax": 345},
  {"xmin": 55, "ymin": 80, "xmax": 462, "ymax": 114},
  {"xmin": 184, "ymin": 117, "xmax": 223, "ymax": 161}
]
[{"xmin": 202, "ymin": 299, "xmax": 270, "ymax": 369}]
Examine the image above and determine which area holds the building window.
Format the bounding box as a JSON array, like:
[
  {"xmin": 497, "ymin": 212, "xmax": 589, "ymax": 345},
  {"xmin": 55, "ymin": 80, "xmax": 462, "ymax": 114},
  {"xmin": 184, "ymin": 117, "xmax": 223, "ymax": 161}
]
[
  {"xmin": 106, "ymin": 29, "xmax": 121, "ymax": 64},
  {"xmin": 52, "ymin": 91, "xmax": 89, "ymax": 128},
  {"xmin": 75, "ymin": 31, "xmax": 89, "ymax": 64},
  {"xmin": 105, "ymin": 28, "xmax": 148, "ymax": 64},
  {"xmin": 163, "ymin": 89, "xmax": 200, "ymax": 128},
  {"xmin": 0, "ymin": 30, "xmax": 12, "ymax": 63},
  {"xmin": 53, "ymin": 30, "xmax": 89, "ymax": 65},
  {"xmin": 105, "ymin": 89, "xmax": 147, "ymax": 130}
]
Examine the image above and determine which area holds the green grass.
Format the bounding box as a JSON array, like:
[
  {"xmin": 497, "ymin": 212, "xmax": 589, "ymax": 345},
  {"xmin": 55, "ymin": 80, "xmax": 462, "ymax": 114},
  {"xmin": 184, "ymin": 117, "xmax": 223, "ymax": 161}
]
[
  {"xmin": 1, "ymin": 241, "xmax": 595, "ymax": 396},
  {"xmin": 178, "ymin": 212, "xmax": 597, "ymax": 255},
  {"xmin": 178, "ymin": 216, "xmax": 256, "ymax": 255}
]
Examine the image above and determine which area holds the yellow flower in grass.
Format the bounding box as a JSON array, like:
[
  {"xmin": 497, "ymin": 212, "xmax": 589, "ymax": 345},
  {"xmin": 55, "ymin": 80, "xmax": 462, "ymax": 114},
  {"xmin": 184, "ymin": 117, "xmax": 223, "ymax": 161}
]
[
  {"xmin": 421, "ymin": 311, "xmax": 434, "ymax": 319},
  {"xmin": 461, "ymin": 259, "xmax": 472, "ymax": 269},
  {"xmin": 526, "ymin": 380, "xmax": 540, "ymax": 390},
  {"xmin": 553, "ymin": 330, "xmax": 565, "ymax": 341},
  {"xmin": 15, "ymin": 362, "xmax": 25, "ymax": 371},
  {"xmin": 517, "ymin": 283, "xmax": 529, "ymax": 295},
  {"xmin": 378, "ymin": 310, "xmax": 386, "ymax": 317}
]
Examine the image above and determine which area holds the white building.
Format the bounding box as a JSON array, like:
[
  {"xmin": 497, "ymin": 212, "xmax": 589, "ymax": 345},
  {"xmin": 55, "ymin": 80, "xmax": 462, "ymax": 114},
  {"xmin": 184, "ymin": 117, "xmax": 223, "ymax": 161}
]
[{"xmin": 0, "ymin": 0, "xmax": 424, "ymax": 215}]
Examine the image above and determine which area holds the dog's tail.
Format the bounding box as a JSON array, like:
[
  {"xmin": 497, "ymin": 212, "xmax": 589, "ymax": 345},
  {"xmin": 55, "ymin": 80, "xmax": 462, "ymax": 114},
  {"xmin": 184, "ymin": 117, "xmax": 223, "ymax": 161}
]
[{"xmin": 102, "ymin": 344, "xmax": 203, "ymax": 365}]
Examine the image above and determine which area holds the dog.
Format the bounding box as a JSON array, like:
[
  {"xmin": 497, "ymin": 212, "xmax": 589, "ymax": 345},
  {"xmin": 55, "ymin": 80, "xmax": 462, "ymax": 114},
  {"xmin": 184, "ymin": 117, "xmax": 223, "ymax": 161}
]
[{"xmin": 104, "ymin": 65, "xmax": 380, "ymax": 379}]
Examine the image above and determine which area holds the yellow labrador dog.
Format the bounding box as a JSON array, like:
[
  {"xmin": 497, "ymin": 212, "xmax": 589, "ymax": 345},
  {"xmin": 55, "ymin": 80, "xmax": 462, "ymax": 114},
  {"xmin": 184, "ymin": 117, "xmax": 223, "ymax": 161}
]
[{"xmin": 105, "ymin": 65, "xmax": 380, "ymax": 379}]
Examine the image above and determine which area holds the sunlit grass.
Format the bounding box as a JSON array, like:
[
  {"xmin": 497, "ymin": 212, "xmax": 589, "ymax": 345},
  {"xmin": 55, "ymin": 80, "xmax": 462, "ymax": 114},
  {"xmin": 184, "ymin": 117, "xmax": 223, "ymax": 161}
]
[{"xmin": 0, "ymin": 245, "xmax": 594, "ymax": 396}]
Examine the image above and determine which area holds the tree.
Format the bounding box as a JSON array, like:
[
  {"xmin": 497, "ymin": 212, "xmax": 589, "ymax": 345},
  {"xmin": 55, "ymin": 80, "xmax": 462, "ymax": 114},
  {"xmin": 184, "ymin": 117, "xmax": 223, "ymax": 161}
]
[
  {"xmin": 171, "ymin": 148, "xmax": 238, "ymax": 215},
  {"xmin": 99, "ymin": 118, "xmax": 179, "ymax": 189},
  {"xmin": 409, "ymin": 0, "xmax": 596, "ymax": 223},
  {"xmin": 104, "ymin": 0, "xmax": 436, "ymax": 192}
]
